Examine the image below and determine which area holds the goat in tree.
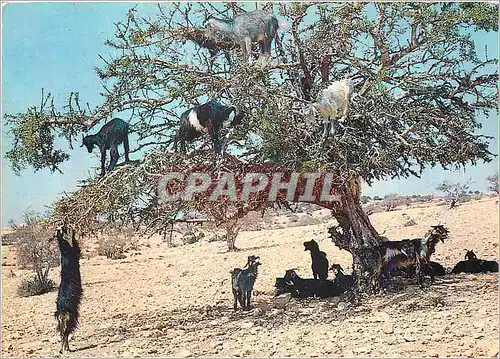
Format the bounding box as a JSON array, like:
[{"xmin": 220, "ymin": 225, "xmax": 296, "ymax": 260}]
[
  {"xmin": 204, "ymin": 10, "xmax": 280, "ymax": 66},
  {"xmin": 174, "ymin": 100, "xmax": 244, "ymax": 157},
  {"xmin": 309, "ymin": 78, "xmax": 354, "ymax": 138},
  {"xmin": 81, "ymin": 118, "xmax": 130, "ymax": 177}
]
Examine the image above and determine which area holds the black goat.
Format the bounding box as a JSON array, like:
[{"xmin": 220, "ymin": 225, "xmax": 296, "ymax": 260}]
[
  {"xmin": 81, "ymin": 118, "xmax": 130, "ymax": 177},
  {"xmin": 329, "ymin": 264, "xmax": 355, "ymax": 292},
  {"xmin": 283, "ymin": 269, "xmax": 342, "ymax": 299},
  {"xmin": 374, "ymin": 225, "xmax": 449, "ymax": 291},
  {"xmin": 274, "ymin": 277, "xmax": 300, "ymax": 298},
  {"xmin": 174, "ymin": 100, "xmax": 244, "ymax": 157},
  {"xmin": 464, "ymin": 249, "xmax": 478, "ymax": 260},
  {"xmin": 303, "ymin": 239, "xmax": 329, "ymax": 280},
  {"xmin": 231, "ymin": 255, "xmax": 261, "ymax": 311},
  {"xmin": 52, "ymin": 226, "xmax": 83, "ymax": 354},
  {"xmin": 451, "ymin": 254, "xmax": 499, "ymax": 274},
  {"xmin": 388, "ymin": 260, "xmax": 447, "ymax": 281}
]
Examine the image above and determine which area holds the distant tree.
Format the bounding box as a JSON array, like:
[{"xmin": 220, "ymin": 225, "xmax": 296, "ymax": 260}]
[
  {"xmin": 486, "ymin": 173, "xmax": 499, "ymax": 195},
  {"xmin": 474, "ymin": 190, "xmax": 481, "ymax": 195},
  {"xmin": 437, "ymin": 180, "xmax": 472, "ymax": 208},
  {"xmin": 373, "ymin": 196, "xmax": 383, "ymax": 201},
  {"xmin": 360, "ymin": 195, "xmax": 371, "ymax": 204},
  {"xmin": 4, "ymin": 3, "xmax": 498, "ymax": 294}
]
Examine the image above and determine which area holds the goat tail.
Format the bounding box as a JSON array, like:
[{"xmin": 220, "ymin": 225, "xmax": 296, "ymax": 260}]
[{"xmin": 56, "ymin": 311, "xmax": 78, "ymax": 336}]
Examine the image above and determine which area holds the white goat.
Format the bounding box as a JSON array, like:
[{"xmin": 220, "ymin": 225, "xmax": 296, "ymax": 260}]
[{"xmin": 310, "ymin": 79, "xmax": 354, "ymax": 138}]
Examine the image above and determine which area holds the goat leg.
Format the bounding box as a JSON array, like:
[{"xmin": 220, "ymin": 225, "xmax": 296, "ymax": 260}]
[
  {"xmin": 100, "ymin": 148, "xmax": 106, "ymax": 177},
  {"xmin": 233, "ymin": 289, "xmax": 239, "ymax": 311},
  {"xmin": 322, "ymin": 120, "xmax": 330, "ymax": 139},
  {"xmin": 245, "ymin": 290, "xmax": 252, "ymax": 310}
]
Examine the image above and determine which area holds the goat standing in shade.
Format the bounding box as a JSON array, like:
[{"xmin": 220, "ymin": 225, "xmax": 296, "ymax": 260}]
[
  {"xmin": 174, "ymin": 100, "xmax": 244, "ymax": 158},
  {"xmin": 81, "ymin": 118, "xmax": 131, "ymax": 177},
  {"xmin": 373, "ymin": 225, "xmax": 449, "ymax": 291},
  {"xmin": 309, "ymin": 78, "xmax": 354, "ymax": 139},
  {"xmin": 204, "ymin": 10, "xmax": 280, "ymax": 66},
  {"xmin": 231, "ymin": 255, "xmax": 261, "ymax": 311},
  {"xmin": 51, "ymin": 225, "xmax": 83, "ymax": 354},
  {"xmin": 303, "ymin": 239, "xmax": 329, "ymax": 280}
]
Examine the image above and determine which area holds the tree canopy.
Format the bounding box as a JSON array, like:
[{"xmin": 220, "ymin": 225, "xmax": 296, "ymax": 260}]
[{"xmin": 4, "ymin": 2, "xmax": 498, "ymax": 242}]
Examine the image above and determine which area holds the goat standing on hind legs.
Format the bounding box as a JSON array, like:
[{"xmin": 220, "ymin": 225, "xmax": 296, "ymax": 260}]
[
  {"xmin": 373, "ymin": 225, "xmax": 449, "ymax": 293},
  {"xmin": 51, "ymin": 225, "xmax": 83, "ymax": 354}
]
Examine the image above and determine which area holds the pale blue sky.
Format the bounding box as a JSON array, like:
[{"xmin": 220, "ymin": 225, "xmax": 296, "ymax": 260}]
[{"xmin": 1, "ymin": 2, "xmax": 498, "ymax": 225}]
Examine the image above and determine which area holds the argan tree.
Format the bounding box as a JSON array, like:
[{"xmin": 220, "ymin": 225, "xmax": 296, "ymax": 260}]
[{"xmin": 4, "ymin": 3, "xmax": 498, "ymax": 294}]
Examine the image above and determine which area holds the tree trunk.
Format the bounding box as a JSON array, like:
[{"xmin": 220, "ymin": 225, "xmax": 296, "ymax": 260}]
[
  {"xmin": 329, "ymin": 181, "xmax": 383, "ymax": 296},
  {"xmin": 225, "ymin": 219, "xmax": 241, "ymax": 252}
]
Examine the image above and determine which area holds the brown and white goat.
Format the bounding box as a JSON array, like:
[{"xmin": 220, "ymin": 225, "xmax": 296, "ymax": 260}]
[{"xmin": 373, "ymin": 225, "xmax": 449, "ymax": 291}]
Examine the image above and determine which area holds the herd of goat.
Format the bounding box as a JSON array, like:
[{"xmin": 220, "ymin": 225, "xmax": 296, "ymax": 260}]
[
  {"xmin": 81, "ymin": 10, "xmax": 354, "ymax": 176},
  {"xmin": 42, "ymin": 8, "xmax": 499, "ymax": 355},
  {"xmin": 52, "ymin": 222, "xmax": 498, "ymax": 353}
]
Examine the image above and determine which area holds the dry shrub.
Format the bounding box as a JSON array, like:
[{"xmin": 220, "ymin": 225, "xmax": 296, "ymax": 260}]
[
  {"xmin": 14, "ymin": 212, "xmax": 59, "ymax": 297},
  {"xmin": 18, "ymin": 276, "xmax": 55, "ymax": 297},
  {"xmin": 382, "ymin": 194, "xmax": 409, "ymax": 211},
  {"xmin": 363, "ymin": 203, "xmax": 384, "ymax": 216},
  {"xmin": 97, "ymin": 228, "xmax": 139, "ymax": 259},
  {"xmin": 403, "ymin": 218, "xmax": 417, "ymax": 227},
  {"xmin": 182, "ymin": 228, "xmax": 205, "ymax": 245}
]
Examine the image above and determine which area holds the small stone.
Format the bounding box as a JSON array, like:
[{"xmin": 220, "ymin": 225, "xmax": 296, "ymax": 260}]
[
  {"xmin": 273, "ymin": 293, "xmax": 291, "ymax": 309},
  {"xmin": 382, "ymin": 322, "xmax": 394, "ymax": 334},
  {"xmin": 440, "ymin": 326, "xmax": 449, "ymax": 335},
  {"xmin": 253, "ymin": 307, "xmax": 264, "ymax": 316},
  {"xmin": 176, "ymin": 349, "xmax": 192, "ymax": 358},
  {"xmin": 337, "ymin": 301, "xmax": 348, "ymax": 310},
  {"xmin": 240, "ymin": 322, "xmax": 254, "ymax": 329}
]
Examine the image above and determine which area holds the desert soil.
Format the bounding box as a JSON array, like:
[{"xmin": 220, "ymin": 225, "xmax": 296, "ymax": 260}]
[{"xmin": 1, "ymin": 197, "xmax": 499, "ymax": 358}]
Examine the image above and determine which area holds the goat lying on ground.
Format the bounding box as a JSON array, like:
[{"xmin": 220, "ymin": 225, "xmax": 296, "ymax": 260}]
[
  {"xmin": 309, "ymin": 78, "xmax": 354, "ymax": 138},
  {"xmin": 50, "ymin": 225, "xmax": 83, "ymax": 354},
  {"xmin": 231, "ymin": 255, "xmax": 261, "ymax": 311},
  {"xmin": 282, "ymin": 269, "xmax": 342, "ymax": 299},
  {"xmin": 274, "ymin": 277, "xmax": 300, "ymax": 298},
  {"xmin": 174, "ymin": 100, "xmax": 244, "ymax": 157},
  {"xmin": 204, "ymin": 10, "xmax": 280, "ymax": 66},
  {"xmin": 387, "ymin": 260, "xmax": 447, "ymax": 280},
  {"xmin": 329, "ymin": 264, "xmax": 355, "ymax": 292},
  {"xmin": 373, "ymin": 225, "xmax": 449, "ymax": 291},
  {"xmin": 303, "ymin": 239, "xmax": 329, "ymax": 280},
  {"xmin": 451, "ymin": 251, "xmax": 499, "ymax": 274},
  {"xmin": 81, "ymin": 118, "xmax": 130, "ymax": 177}
]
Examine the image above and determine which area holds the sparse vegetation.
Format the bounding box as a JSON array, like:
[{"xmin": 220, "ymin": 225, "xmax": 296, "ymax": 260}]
[
  {"xmin": 487, "ymin": 173, "xmax": 499, "ymax": 195},
  {"xmin": 14, "ymin": 211, "xmax": 58, "ymax": 297},
  {"xmin": 97, "ymin": 229, "xmax": 139, "ymax": 259},
  {"xmin": 381, "ymin": 194, "xmax": 409, "ymax": 212},
  {"xmin": 437, "ymin": 181, "xmax": 472, "ymax": 209}
]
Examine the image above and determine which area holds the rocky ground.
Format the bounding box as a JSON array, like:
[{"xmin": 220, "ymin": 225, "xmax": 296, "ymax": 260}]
[{"xmin": 1, "ymin": 197, "xmax": 499, "ymax": 358}]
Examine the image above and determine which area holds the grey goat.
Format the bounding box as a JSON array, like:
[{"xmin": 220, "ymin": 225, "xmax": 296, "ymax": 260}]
[{"xmin": 204, "ymin": 10, "xmax": 279, "ymax": 66}]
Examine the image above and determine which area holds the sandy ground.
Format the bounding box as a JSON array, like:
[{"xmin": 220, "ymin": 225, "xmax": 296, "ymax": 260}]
[{"xmin": 1, "ymin": 197, "xmax": 499, "ymax": 358}]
